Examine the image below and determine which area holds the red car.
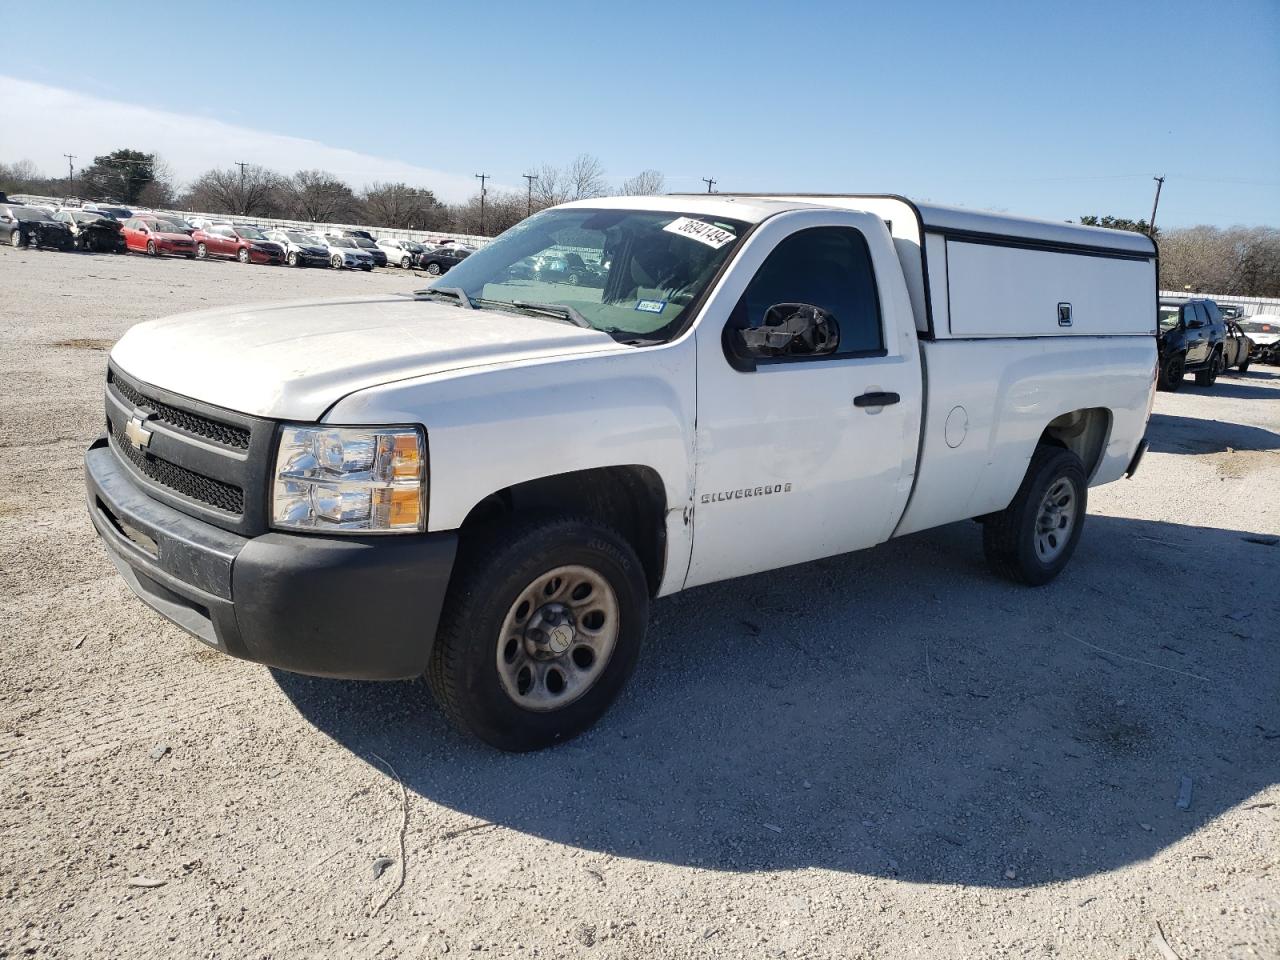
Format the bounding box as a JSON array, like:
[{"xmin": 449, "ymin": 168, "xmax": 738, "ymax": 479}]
[
  {"xmin": 120, "ymin": 217, "xmax": 197, "ymax": 258},
  {"xmin": 192, "ymin": 223, "xmax": 285, "ymax": 264}
]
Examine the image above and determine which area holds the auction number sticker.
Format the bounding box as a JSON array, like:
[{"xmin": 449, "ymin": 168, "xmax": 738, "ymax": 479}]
[
  {"xmin": 663, "ymin": 217, "xmax": 736, "ymax": 249},
  {"xmin": 635, "ymin": 299, "xmax": 667, "ymax": 314}
]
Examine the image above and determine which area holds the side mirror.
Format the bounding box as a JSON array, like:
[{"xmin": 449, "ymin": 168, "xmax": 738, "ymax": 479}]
[
  {"xmin": 731, "ymin": 303, "xmax": 840, "ymax": 368},
  {"xmin": 1186, "ymin": 318, "xmax": 1204, "ymax": 329}
]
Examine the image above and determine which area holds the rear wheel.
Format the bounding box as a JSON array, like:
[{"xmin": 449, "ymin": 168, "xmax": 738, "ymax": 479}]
[
  {"xmin": 983, "ymin": 445, "xmax": 1087, "ymax": 586},
  {"xmin": 1194, "ymin": 350, "xmax": 1222, "ymax": 386},
  {"xmin": 1157, "ymin": 352, "xmax": 1185, "ymax": 391},
  {"xmin": 425, "ymin": 261, "xmax": 442, "ymax": 276},
  {"xmin": 1239, "ymin": 356, "xmax": 1251, "ymax": 373},
  {"xmin": 428, "ymin": 515, "xmax": 649, "ymax": 751}
]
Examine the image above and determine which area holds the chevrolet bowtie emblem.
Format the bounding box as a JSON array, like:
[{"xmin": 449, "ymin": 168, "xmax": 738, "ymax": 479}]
[{"xmin": 124, "ymin": 414, "xmax": 154, "ymax": 451}]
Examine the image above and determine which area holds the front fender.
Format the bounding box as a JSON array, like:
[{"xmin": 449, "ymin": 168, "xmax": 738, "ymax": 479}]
[{"xmin": 324, "ymin": 340, "xmax": 697, "ymax": 589}]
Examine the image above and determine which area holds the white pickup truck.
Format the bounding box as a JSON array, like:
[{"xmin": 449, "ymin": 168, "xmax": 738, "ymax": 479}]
[{"xmin": 86, "ymin": 194, "xmax": 1158, "ymax": 750}]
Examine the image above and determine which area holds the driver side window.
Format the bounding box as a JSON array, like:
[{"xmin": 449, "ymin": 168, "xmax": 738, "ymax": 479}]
[{"xmin": 731, "ymin": 226, "xmax": 884, "ymax": 361}]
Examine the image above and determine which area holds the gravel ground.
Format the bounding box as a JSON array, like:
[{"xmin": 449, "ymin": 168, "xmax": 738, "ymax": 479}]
[{"xmin": 1, "ymin": 246, "xmax": 1277, "ymax": 959}]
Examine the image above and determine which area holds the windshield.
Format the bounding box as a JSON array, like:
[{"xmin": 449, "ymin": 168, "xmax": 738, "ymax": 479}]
[
  {"xmin": 354, "ymin": 238, "xmax": 377, "ymax": 249},
  {"xmin": 7, "ymin": 206, "xmax": 52, "ymax": 221},
  {"xmin": 429, "ymin": 208, "xmax": 748, "ymax": 341},
  {"xmin": 237, "ymin": 226, "xmax": 267, "ymax": 240},
  {"xmin": 1238, "ymin": 318, "xmax": 1277, "ymax": 334},
  {"xmin": 285, "ymin": 231, "xmax": 311, "ymax": 244},
  {"xmin": 1158, "ymin": 306, "xmax": 1181, "ymax": 332},
  {"xmin": 330, "ymin": 237, "xmax": 354, "ymax": 248},
  {"xmin": 152, "ymin": 220, "xmax": 182, "ymax": 233}
]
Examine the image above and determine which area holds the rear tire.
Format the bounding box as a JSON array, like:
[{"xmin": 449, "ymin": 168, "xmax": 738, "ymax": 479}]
[
  {"xmin": 983, "ymin": 445, "xmax": 1088, "ymax": 586},
  {"xmin": 1239, "ymin": 358, "xmax": 1250, "ymax": 373},
  {"xmin": 428, "ymin": 515, "xmax": 649, "ymax": 752},
  {"xmin": 426, "ymin": 262, "xmax": 442, "ymax": 276}
]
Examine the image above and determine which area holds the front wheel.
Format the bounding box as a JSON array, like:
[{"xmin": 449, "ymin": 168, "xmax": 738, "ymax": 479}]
[
  {"xmin": 146, "ymin": 240, "xmax": 156, "ymax": 256},
  {"xmin": 330, "ymin": 254, "xmax": 343, "ymax": 269},
  {"xmin": 1157, "ymin": 352, "xmax": 1185, "ymax": 391},
  {"xmin": 287, "ymin": 252, "xmax": 299, "ymax": 267},
  {"xmin": 983, "ymin": 445, "xmax": 1087, "ymax": 586},
  {"xmin": 401, "ymin": 256, "xmax": 411, "ymax": 269},
  {"xmin": 196, "ymin": 242, "xmax": 208, "ymax": 259},
  {"xmin": 9, "ymin": 229, "xmax": 20, "ymax": 247},
  {"xmin": 428, "ymin": 516, "xmax": 649, "ymax": 751},
  {"xmin": 1239, "ymin": 357, "xmax": 1250, "ymax": 373},
  {"xmin": 237, "ymin": 247, "xmax": 250, "ymax": 264}
]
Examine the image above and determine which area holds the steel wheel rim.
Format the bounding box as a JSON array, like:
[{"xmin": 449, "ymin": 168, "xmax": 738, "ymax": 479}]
[
  {"xmin": 1034, "ymin": 476, "xmax": 1077, "ymax": 563},
  {"xmin": 495, "ymin": 564, "xmax": 619, "ymax": 712}
]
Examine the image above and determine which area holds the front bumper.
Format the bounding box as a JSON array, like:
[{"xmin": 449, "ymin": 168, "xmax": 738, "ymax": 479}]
[
  {"xmin": 249, "ymin": 247, "xmax": 284, "ymax": 264},
  {"xmin": 85, "ymin": 438, "xmax": 457, "ymax": 679}
]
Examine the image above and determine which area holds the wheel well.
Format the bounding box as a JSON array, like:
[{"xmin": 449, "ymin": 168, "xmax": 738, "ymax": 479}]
[
  {"xmin": 1038, "ymin": 408, "xmax": 1111, "ymax": 481},
  {"xmin": 460, "ymin": 466, "xmax": 668, "ymax": 596}
]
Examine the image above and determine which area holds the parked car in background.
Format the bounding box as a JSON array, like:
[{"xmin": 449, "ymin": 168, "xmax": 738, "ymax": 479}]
[
  {"xmin": 121, "ymin": 217, "xmax": 197, "ymax": 258},
  {"xmin": 1238, "ymin": 316, "xmax": 1280, "ymax": 364},
  {"xmin": 320, "ymin": 236, "xmax": 375, "ymax": 270},
  {"xmin": 51, "ymin": 209, "xmax": 126, "ymax": 252},
  {"xmin": 265, "ymin": 229, "xmax": 332, "ymax": 267},
  {"xmin": 139, "ymin": 214, "xmax": 196, "ymax": 235},
  {"xmin": 332, "ymin": 228, "xmax": 377, "ymax": 243},
  {"xmin": 192, "ymin": 223, "xmax": 285, "ymax": 264},
  {"xmin": 82, "ymin": 203, "xmax": 133, "ymax": 220},
  {"xmin": 1222, "ymin": 321, "xmax": 1254, "ymax": 372},
  {"xmin": 1, "ymin": 204, "xmax": 73, "ymax": 249},
  {"xmin": 533, "ymin": 251, "xmax": 605, "ymax": 287},
  {"xmin": 352, "ymin": 236, "xmax": 388, "ymax": 267},
  {"xmin": 1157, "ymin": 297, "xmax": 1227, "ymax": 390},
  {"xmin": 377, "ymin": 238, "xmax": 425, "ymax": 269},
  {"xmin": 418, "ymin": 244, "xmax": 472, "ymax": 276}
]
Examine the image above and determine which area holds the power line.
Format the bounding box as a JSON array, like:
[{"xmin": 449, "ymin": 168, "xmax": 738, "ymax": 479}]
[{"xmin": 701, "ymin": 177, "xmax": 717, "ymax": 194}]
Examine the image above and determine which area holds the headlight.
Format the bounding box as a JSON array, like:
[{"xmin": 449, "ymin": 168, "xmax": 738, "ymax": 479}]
[{"xmin": 272, "ymin": 425, "xmax": 426, "ymax": 533}]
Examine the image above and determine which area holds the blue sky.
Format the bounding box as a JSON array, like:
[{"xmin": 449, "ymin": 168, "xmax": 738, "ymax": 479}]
[{"xmin": 4, "ymin": 0, "xmax": 1278, "ymax": 226}]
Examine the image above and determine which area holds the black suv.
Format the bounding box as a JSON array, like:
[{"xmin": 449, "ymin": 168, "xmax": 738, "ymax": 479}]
[{"xmin": 1157, "ymin": 297, "xmax": 1227, "ymax": 391}]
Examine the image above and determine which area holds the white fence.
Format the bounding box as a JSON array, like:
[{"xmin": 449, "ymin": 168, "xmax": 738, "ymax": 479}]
[
  {"xmin": 1159, "ymin": 290, "xmax": 1280, "ymax": 317},
  {"xmin": 9, "ymin": 194, "xmax": 491, "ymax": 250}
]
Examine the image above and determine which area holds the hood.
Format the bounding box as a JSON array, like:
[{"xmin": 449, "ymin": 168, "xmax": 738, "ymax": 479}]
[{"xmin": 109, "ymin": 294, "xmax": 619, "ymax": 420}]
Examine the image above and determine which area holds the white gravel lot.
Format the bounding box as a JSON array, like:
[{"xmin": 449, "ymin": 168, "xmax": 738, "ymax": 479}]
[{"xmin": 0, "ymin": 245, "xmax": 1277, "ymax": 959}]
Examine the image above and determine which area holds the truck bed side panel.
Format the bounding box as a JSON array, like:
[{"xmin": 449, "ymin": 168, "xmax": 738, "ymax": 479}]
[{"xmin": 893, "ymin": 336, "xmax": 1156, "ymax": 538}]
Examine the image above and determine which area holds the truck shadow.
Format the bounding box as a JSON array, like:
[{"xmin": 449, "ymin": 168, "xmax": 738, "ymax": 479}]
[
  {"xmin": 1146, "ymin": 412, "xmax": 1280, "ymax": 454},
  {"xmin": 274, "ymin": 511, "xmax": 1279, "ymax": 888}
]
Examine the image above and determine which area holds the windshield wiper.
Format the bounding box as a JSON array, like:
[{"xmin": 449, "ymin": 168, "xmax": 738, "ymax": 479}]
[
  {"xmin": 507, "ymin": 300, "xmax": 593, "ymax": 329},
  {"xmin": 413, "ymin": 286, "xmax": 473, "ymax": 309}
]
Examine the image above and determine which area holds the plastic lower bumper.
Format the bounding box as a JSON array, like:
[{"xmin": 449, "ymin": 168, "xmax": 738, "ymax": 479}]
[
  {"xmin": 1125, "ymin": 438, "xmax": 1149, "ymax": 478},
  {"xmin": 84, "ymin": 439, "xmax": 457, "ymax": 680}
]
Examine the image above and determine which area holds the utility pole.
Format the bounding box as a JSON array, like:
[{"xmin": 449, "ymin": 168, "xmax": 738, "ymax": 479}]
[
  {"xmin": 63, "ymin": 154, "xmax": 76, "ymax": 182},
  {"xmin": 475, "ymin": 173, "xmax": 489, "ymax": 234},
  {"xmin": 1148, "ymin": 176, "xmax": 1165, "ymax": 237},
  {"xmin": 701, "ymin": 177, "xmax": 717, "ymax": 194},
  {"xmin": 234, "ymin": 161, "xmax": 249, "ymax": 214},
  {"xmin": 522, "ymin": 173, "xmax": 538, "ymax": 218}
]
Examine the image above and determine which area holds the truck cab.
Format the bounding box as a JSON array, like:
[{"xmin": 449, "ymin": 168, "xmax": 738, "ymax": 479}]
[{"xmin": 86, "ymin": 194, "xmax": 1157, "ymax": 750}]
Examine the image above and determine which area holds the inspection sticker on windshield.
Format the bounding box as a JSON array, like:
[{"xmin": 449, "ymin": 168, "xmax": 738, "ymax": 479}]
[
  {"xmin": 635, "ymin": 299, "xmax": 667, "ymax": 314},
  {"xmin": 663, "ymin": 217, "xmax": 736, "ymax": 249}
]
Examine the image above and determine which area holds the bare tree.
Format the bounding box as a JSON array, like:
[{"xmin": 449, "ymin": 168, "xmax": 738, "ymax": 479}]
[
  {"xmin": 531, "ymin": 154, "xmax": 608, "ymax": 208},
  {"xmin": 362, "ymin": 181, "xmax": 447, "ymax": 229},
  {"xmin": 184, "ymin": 164, "xmax": 288, "ymax": 217},
  {"xmin": 289, "ymin": 170, "xmax": 359, "ymax": 223},
  {"xmin": 1159, "ymin": 225, "xmax": 1280, "ymax": 298},
  {"xmin": 449, "ymin": 190, "xmax": 526, "ymax": 237},
  {"xmin": 620, "ymin": 169, "xmax": 665, "ymax": 196}
]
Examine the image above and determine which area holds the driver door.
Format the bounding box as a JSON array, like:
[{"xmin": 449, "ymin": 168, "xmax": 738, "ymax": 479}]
[
  {"xmin": 1184, "ymin": 303, "xmax": 1209, "ymax": 364},
  {"xmin": 686, "ymin": 210, "xmax": 922, "ymax": 588}
]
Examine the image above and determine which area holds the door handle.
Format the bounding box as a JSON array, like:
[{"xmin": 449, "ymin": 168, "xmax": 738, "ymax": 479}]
[{"xmin": 854, "ymin": 391, "xmax": 901, "ymax": 407}]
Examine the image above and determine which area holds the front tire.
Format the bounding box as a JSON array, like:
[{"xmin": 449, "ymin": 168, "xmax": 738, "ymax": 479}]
[
  {"xmin": 10, "ymin": 229, "xmax": 20, "ymax": 247},
  {"xmin": 428, "ymin": 515, "xmax": 649, "ymax": 752},
  {"xmin": 287, "ymin": 252, "xmax": 299, "ymax": 267},
  {"xmin": 1157, "ymin": 352, "xmax": 1185, "ymax": 391},
  {"xmin": 401, "ymin": 256, "xmax": 411, "ymax": 269},
  {"xmin": 237, "ymin": 247, "xmax": 250, "ymax": 264},
  {"xmin": 196, "ymin": 242, "xmax": 207, "ymax": 259},
  {"xmin": 983, "ymin": 445, "xmax": 1087, "ymax": 586},
  {"xmin": 146, "ymin": 240, "xmax": 156, "ymax": 256}
]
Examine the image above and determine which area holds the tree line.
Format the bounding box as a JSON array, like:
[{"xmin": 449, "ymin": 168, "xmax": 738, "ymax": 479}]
[
  {"xmin": 0, "ymin": 149, "xmax": 665, "ymax": 237},
  {"xmin": 1078, "ymin": 214, "xmax": 1280, "ymax": 299}
]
